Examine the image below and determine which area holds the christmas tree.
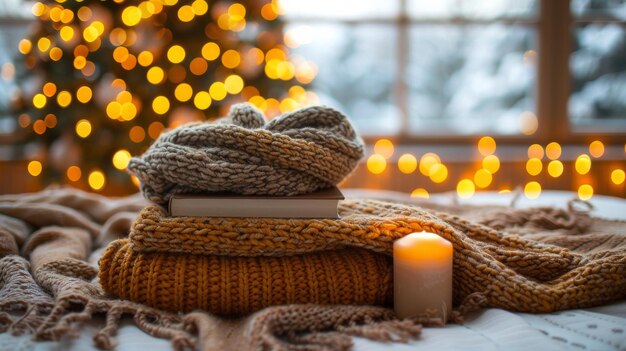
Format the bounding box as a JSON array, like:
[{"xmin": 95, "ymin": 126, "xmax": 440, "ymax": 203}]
[{"xmin": 13, "ymin": 0, "xmax": 316, "ymax": 192}]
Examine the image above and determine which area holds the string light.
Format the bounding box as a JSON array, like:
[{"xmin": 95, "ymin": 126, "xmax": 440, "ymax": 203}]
[
  {"xmin": 477, "ymin": 136, "xmax": 496, "ymax": 156},
  {"xmin": 611, "ymin": 169, "xmax": 625, "ymax": 185},
  {"xmin": 474, "ymin": 169, "xmax": 492, "ymax": 188},
  {"xmin": 577, "ymin": 184, "xmax": 593, "ymax": 201},
  {"xmin": 397, "ymin": 154, "xmax": 417, "ymax": 174},
  {"xmin": 410, "ymin": 188, "xmax": 429, "ymax": 199},
  {"xmin": 547, "ymin": 160, "xmax": 564, "ymax": 178},
  {"xmin": 112, "ymin": 150, "xmax": 132, "ymax": 170},
  {"xmin": 526, "ymin": 158, "xmax": 542, "ymax": 176},
  {"xmin": 575, "ymin": 154, "xmax": 591, "ymax": 175},
  {"xmin": 28, "ymin": 160, "xmax": 42, "ymax": 176},
  {"xmin": 589, "ymin": 140, "xmax": 604, "ymax": 158},
  {"xmin": 428, "ymin": 163, "xmax": 448, "ymax": 183},
  {"xmin": 482, "ymin": 155, "xmax": 500, "ymax": 174},
  {"xmin": 367, "ymin": 154, "xmax": 386, "ymax": 174},
  {"xmin": 419, "ymin": 153, "xmax": 440, "ymax": 176},
  {"xmin": 373, "ymin": 139, "xmax": 394, "ymax": 159},
  {"xmin": 457, "ymin": 179, "xmax": 475, "ymax": 199},
  {"xmin": 528, "ymin": 144, "xmax": 544, "ymax": 159},
  {"xmin": 88, "ymin": 170, "xmax": 106, "ymax": 190},
  {"xmin": 66, "ymin": 166, "xmax": 81, "ymax": 181},
  {"xmin": 545, "ymin": 142, "xmax": 561, "ymax": 160},
  {"xmin": 524, "ymin": 181, "xmax": 541, "ymax": 199}
]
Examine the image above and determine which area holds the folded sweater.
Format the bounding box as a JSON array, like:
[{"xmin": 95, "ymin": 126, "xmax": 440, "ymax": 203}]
[{"xmin": 99, "ymin": 199, "xmax": 626, "ymax": 317}]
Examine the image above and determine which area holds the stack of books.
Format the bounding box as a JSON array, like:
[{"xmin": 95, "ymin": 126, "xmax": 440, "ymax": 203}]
[{"xmin": 168, "ymin": 186, "xmax": 344, "ymax": 218}]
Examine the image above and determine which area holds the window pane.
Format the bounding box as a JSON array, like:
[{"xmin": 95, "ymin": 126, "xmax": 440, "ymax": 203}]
[
  {"xmin": 408, "ymin": 25, "xmax": 536, "ymax": 135},
  {"xmin": 570, "ymin": 24, "xmax": 626, "ymax": 126},
  {"xmin": 288, "ymin": 24, "xmax": 399, "ymax": 135},
  {"xmin": 571, "ymin": 0, "xmax": 626, "ymax": 20},
  {"xmin": 408, "ymin": 0, "xmax": 538, "ymax": 20},
  {"xmin": 282, "ymin": 0, "xmax": 400, "ymax": 20},
  {"xmin": 1, "ymin": 24, "xmax": 30, "ymax": 134}
]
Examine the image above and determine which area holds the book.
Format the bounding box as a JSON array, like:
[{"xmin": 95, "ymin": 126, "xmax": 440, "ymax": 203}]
[{"xmin": 168, "ymin": 186, "xmax": 344, "ymax": 218}]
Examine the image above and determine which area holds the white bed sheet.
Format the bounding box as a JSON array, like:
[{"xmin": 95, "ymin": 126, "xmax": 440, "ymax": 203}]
[{"xmin": 1, "ymin": 191, "xmax": 625, "ymax": 351}]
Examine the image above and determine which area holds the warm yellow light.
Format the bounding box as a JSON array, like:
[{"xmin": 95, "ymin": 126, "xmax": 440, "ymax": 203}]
[
  {"xmin": 397, "ymin": 154, "xmax": 417, "ymax": 174},
  {"xmin": 224, "ymin": 74, "xmax": 244, "ymax": 94},
  {"xmin": 82, "ymin": 26, "xmax": 99, "ymax": 42},
  {"xmin": 129, "ymin": 126, "xmax": 145, "ymax": 143},
  {"xmin": 178, "ymin": 5, "xmax": 194, "ymax": 22},
  {"xmin": 76, "ymin": 86, "xmax": 92, "ymax": 103},
  {"xmin": 60, "ymin": 26, "xmax": 74, "ymax": 42},
  {"xmin": 33, "ymin": 93, "xmax": 47, "ymax": 109},
  {"xmin": 457, "ymin": 179, "xmax": 475, "ymax": 199},
  {"xmin": 77, "ymin": 6, "xmax": 92, "ymax": 21},
  {"xmin": 167, "ymin": 45, "xmax": 186, "ymax": 64},
  {"xmin": 116, "ymin": 91, "xmax": 131, "ymax": 104},
  {"xmin": 66, "ymin": 165, "xmax": 81, "ymax": 181},
  {"xmin": 18, "ymin": 114, "xmax": 31, "ymax": 128},
  {"xmin": 546, "ymin": 142, "xmax": 561, "ymax": 160},
  {"xmin": 88, "ymin": 170, "xmax": 105, "ymax": 191},
  {"xmin": 120, "ymin": 102, "xmax": 137, "ymax": 121},
  {"xmin": 228, "ymin": 3, "xmax": 246, "ymax": 18},
  {"xmin": 547, "ymin": 160, "xmax": 564, "ymax": 178},
  {"xmin": 152, "ymin": 96, "xmax": 170, "ymax": 115},
  {"xmin": 192, "ymin": 0, "xmax": 208, "ymax": 15},
  {"xmin": 193, "ymin": 91, "xmax": 212, "ymax": 110},
  {"xmin": 189, "ymin": 57, "xmax": 208, "ymax": 75},
  {"xmin": 148, "ymin": 121, "xmax": 165, "ymax": 139},
  {"xmin": 209, "ymin": 82, "xmax": 227, "ymax": 101},
  {"xmin": 373, "ymin": 139, "xmax": 394, "ymax": 159},
  {"xmin": 18, "ymin": 39, "xmax": 32, "ymax": 54},
  {"xmin": 109, "ymin": 28, "xmax": 127, "ymax": 46},
  {"xmin": 112, "ymin": 149, "xmax": 132, "ymax": 170},
  {"xmin": 474, "ymin": 169, "xmax": 492, "ymax": 188},
  {"xmin": 60, "ymin": 9, "xmax": 73, "ymax": 23},
  {"xmin": 37, "ymin": 37, "xmax": 51, "ymax": 52},
  {"xmin": 113, "ymin": 46, "xmax": 129, "ymax": 63},
  {"xmin": 49, "ymin": 47, "xmax": 63, "ymax": 61},
  {"xmin": 575, "ymin": 154, "xmax": 591, "ymax": 175},
  {"xmin": 576, "ymin": 184, "xmax": 593, "ymax": 201},
  {"xmin": 137, "ymin": 51, "xmax": 153, "ymax": 66},
  {"xmin": 174, "ymin": 83, "xmax": 193, "ymax": 102},
  {"xmin": 482, "ymin": 155, "xmax": 500, "ymax": 174},
  {"xmin": 74, "ymin": 56, "xmax": 86, "ymax": 70},
  {"xmin": 75, "ymin": 119, "xmax": 92, "ymax": 138},
  {"xmin": 589, "ymin": 140, "xmax": 604, "ymax": 158},
  {"xmin": 42, "ymin": 82, "xmax": 57, "ymax": 97},
  {"xmin": 419, "ymin": 153, "xmax": 441, "ymax": 176},
  {"xmin": 33, "ymin": 120, "xmax": 46, "ymax": 135},
  {"xmin": 57, "ymin": 90, "xmax": 72, "ymax": 107},
  {"xmin": 122, "ymin": 6, "xmax": 142, "ymax": 26},
  {"xmin": 611, "ymin": 169, "xmax": 625, "ymax": 185},
  {"xmin": 428, "ymin": 163, "xmax": 448, "ymax": 183},
  {"xmin": 526, "ymin": 158, "xmax": 542, "ymax": 176},
  {"xmin": 410, "ymin": 188, "xmax": 429, "ymax": 199},
  {"xmin": 221, "ymin": 49, "xmax": 240, "ymax": 68},
  {"xmin": 524, "ymin": 181, "xmax": 542, "ymax": 199},
  {"xmin": 106, "ymin": 101, "xmax": 121, "ymax": 119},
  {"xmin": 261, "ymin": 3, "xmax": 278, "ymax": 20},
  {"xmin": 528, "ymin": 144, "xmax": 544, "ymax": 159},
  {"xmin": 279, "ymin": 98, "xmax": 299, "ymax": 112},
  {"xmin": 201, "ymin": 42, "xmax": 220, "ymax": 61},
  {"xmin": 27, "ymin": 160, "xmax": 42, "ymax": 176},
  {"xmin": 31, "ymin": 2, "xmax": 46, "ymax": 17},
  {"xmin": 367, "ymin": 154, "xmax": 386, "ymax": 174},
  {"xmin": 477, "ymin": 136, "xmax": 496, "ymax": 156},
  {"xmin": 147, "ymin": 67, "xmax": 165, "ymax": 84}
]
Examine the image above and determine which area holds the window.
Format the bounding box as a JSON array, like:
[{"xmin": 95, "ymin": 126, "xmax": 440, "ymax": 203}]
[{"xmin": 283, "ymin": 0, "xmax": 626, "ymax": 142}]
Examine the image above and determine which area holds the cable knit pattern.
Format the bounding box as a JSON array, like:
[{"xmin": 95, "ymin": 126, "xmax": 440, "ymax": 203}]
[{"xmin": 127, "ymin": 103, "xmax": 364, "ymax": 206}]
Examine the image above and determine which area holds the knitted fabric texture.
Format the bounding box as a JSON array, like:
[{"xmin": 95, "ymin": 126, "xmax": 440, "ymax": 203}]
[
  {"xmin": 127, "ymin": 103, "xmax": 364, "ymax": 206},
  {"xmin": 99, "ymin": 199, "xmax": 626, "ymax": 316},
  {"xmin": 3, "ymin": 188, "xmax": 626, "ymax": 351}
]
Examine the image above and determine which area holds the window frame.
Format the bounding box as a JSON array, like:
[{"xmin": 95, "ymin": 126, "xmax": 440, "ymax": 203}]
[{"xmin": 285, "ymin": 0, "xmax": 626, "ymax": 145}]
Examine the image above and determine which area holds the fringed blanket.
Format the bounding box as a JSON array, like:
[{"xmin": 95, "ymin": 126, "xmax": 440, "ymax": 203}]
[{"xmin": 1, "ymin": 188, "xmax": 625, "ymax": 351}]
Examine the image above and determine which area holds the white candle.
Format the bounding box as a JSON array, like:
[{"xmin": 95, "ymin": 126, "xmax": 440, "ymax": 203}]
[{"xmin": 393, "ymin": 231, "xmax": 453, "ymax": 321}]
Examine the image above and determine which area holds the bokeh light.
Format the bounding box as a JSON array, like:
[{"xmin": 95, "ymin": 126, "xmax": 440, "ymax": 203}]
[
  {"xmin": 524, "ymin": 181, "xmax": 542, "ymax": 199},
  {"xmin": 547, "ymin": 160, "xmax": 564, "ymax": 178},
  {"xmin": 397, "ymin": 154, "xmax": 417, "ymax": 174},
  {"xmin": 611, "ymin": 169, "xmax": 625, "ymax": 185},
  {"xmin": 373, "ymin": 139, "xmax": 394, "ymax": 159},
  {"xmin": 577, "ymin": 184, "xmax": 594, "ymax": 201},
  {"xmin": 477, "ymin": 136, "xmax": 496, "ymax": 156},
  {"xmin": 367, "ymin": 154, "xmax": 386, "ymax": 174},
  {"xmin": 457, "ymin": 179, "xmax": 475, "ymax": 199},
  {"xmin": 575, "ymin": 154, "xmax": 592, "ymax": 175},
  {"xmin": 88, "ymin": 170, "xmax": 106, "ymax": 190},
  {"xmin": 410, "ymin": 188, "xmax": 429, "ymax": 199},
  {"xmin": 589, "ymin": 140, "xmax": 604, "ymax": 158},
  {"xmin": 27, "ymin": 160, "xmax": 42, "ymax": 176}
]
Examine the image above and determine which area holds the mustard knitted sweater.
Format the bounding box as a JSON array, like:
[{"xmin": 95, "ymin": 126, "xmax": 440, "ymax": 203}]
[{"xmin": 99, "ymin": 199, "xmax": 626, "ymax": 316}]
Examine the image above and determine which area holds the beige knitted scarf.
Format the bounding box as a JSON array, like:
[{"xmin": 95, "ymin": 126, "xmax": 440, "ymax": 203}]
[
  {"xmin": 127, "ymin": 103, "xmax": 365, "ymax": 206},
  {"xmin": 1, "ymin": 187, "xmax": 625, "ymax": 350}
]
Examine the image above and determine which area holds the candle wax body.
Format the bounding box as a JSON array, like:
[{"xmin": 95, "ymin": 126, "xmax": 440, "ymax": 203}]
[{"xmin": 393, "ymin": 232, "xmax": 453, "ymax": 321}]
